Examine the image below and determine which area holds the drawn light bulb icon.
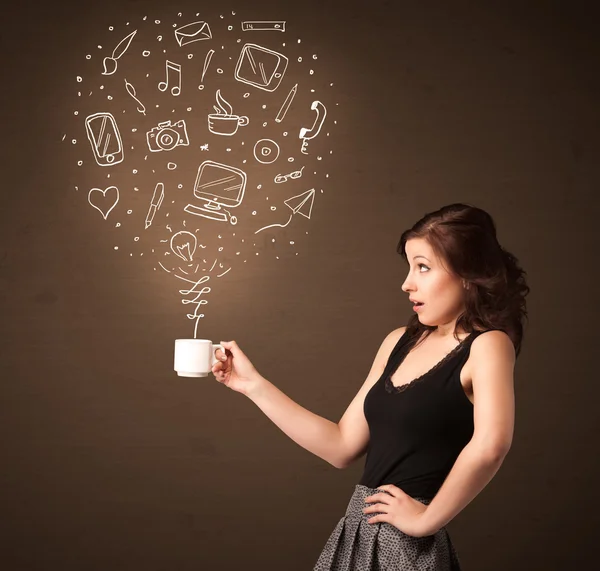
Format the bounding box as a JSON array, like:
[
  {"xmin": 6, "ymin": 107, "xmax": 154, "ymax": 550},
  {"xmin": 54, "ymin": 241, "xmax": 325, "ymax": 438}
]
[{"xmin": 170, "ymin": 231, "xmax": 197, "ymax": 262}]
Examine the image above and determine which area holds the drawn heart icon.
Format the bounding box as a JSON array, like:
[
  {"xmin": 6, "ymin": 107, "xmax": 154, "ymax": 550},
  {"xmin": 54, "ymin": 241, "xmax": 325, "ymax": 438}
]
[{"xmin": 88, "ymin": 186, "xmax": 119, "ymax": 219}]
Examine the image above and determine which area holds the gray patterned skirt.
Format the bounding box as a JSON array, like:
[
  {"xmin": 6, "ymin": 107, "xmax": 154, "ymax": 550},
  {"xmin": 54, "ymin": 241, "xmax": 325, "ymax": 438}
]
[{"xmin": 313, "ymin": 484, "xmax": 462, "ymax": 571}]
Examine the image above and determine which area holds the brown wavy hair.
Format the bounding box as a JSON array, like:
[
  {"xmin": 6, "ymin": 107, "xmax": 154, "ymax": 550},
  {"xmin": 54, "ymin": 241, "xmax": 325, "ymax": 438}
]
[{"xmin": 397, "ymin": 203, "xmax": 530, "ymax": 358}]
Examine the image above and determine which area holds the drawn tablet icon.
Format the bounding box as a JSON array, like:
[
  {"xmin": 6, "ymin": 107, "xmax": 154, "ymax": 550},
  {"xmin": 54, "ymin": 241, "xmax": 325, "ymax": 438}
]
[
  {"xmin": 85, "ymin": 112, "xmax": 124, "ymax": 166},
  {"xmin": 234, "ymin": 43, "xmax": 288, "ymax": 92}
]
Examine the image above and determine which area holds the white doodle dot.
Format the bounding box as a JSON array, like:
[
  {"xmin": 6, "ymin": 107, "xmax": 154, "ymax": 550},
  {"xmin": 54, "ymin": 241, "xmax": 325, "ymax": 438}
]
[
  {"xmin": 198, "ymin": 85, "xmax": 205, "ymax": 90},
  {"xmin": 311, "ymin": 89, "xmax": 315, "ymax": 93},
  {"xmin": 167, "ymin": 162, "xmax": 177, "ymax": 170},
  {"xmin": 134, "ymin": 237, "xmax": 140, "ymax": 242},
  {"xmin": 313, "ymin": 54, "xmax": 318, "ymax": 59},
  {"xmin": 187, "ymin": 107, "xmax": 192, "ymax": 111},
  {"xmin": 173, "ymin": 23, "xmax": 177, "ymax": 28},
  {"xmin": 298, "ymin": 57, "xmax": 302, "ymax": 62},
  {"xmin": 133, "ymin": 169, "xmax": 138, "ymax": 174},
  {"xmin": 98, "ymin": 45, "xmax": 102, "ymax": 48},
  {"xmin": 220, "ymin": 14, "xmax": 224, "ymax": 18},
  {"xmin": 310, "ymin": 70, "xmax": 314, "ymax": 75},
  {"xmin": 100, "ymin": 85, "xmax": 104, "ymax": 89},
  {"xmin": 257, "ymin": 184, "xmax": 262, "ymax": 189},
  {"xmin": 107, "ymin": 95, "xmax": 113, "ymax": 100},
  {"xmin": 146, "ymin": 74, "xmax": 150, "ymax": 78},
  {"xmin": 271, "ymin": 206, "xmax": 276, "ymax": 211},
  {"xmin": 163, "ymin": 49, "xmax": 166, "ymax": 53},
  {"xmin": 156, "ymin": 104, "xmax": 160, "ymax": 107},
  {"xmin": 72, "ymin": 139, "xmax": 77, "ymax": 144},
  {"xmin": 298, "ymin": 39, "xmax": 301, "ymax": 43},
  {"xmin": 157, "ymin": 35, "xmax": 162, "ymax": 41},
  {"xmin": 74, "ymin": 111, "xmax": 78, "ymax": 115},
  {"xmin": 188, "ymin": 54, "xmax": 193, "ymax": 59},
  {"xmin": 228, "ymin": 25, "xmax": 233, "ymax": 30},
  {"xmin": 143, "ymin": 50, "xmax": 150, "ymax": 57},
  {"xmin": 134, "ymin": 187, "xmax": 139, "ymax": 191},
  {"xmin": 237, "ymin": 38, "xmax": 241, "ymax": 43},
  {"xmin": 252, "ymin": 211, "xmax": 257, "ymax": 215},
  {"xmin": 114, "ymin": 246, "xmax": 118, "ymax": 250},
  {"xmin": 243, "ymin": 93, "xmax": 250, "ymax": 98},
  {"xmin": 262, "ymin": 104, "xmax": 267, "ymax": 109},
  {"xmin": 288, "ymin": 157, "xmax": 294, "ymax": 162},
  {"xmin": 283, "ymin": 132, "xmax": 288, "ymax": 136},
  {"xmin": 243, "ymin": 159, "xmax": 247, "ymax": 164},
  {"xmin": 217, "ymin": 68, "xmax": 223, "ymax": 74},
  {"xmin": 263, "ymin": 122, "xmax": 267, "ymax": 127},
  {"xmin": 334, "ymin": 120, "xmax": 337, "ymax": 124},
  {"xmin": 282, "ymin": 43, "xmax": 286, "ymax": 47},
  {"xmin": 155, "ymin": 20, "xmax": 160, "ymax": 24},
  {"xmin": 132, "ymin": 128, "xmax": 137, "ymax": 132},
  {"xmin": 290, "ymin": 241, "xmax": 295, "ymax": 244},
  {"xmin": 77, "ymin": 92, "xmax": 81, "ymax": 96},
  {"xmin": 178, "ymin": 184, "xmax": 183, "ymax": 189},
  {"xmin": 232, "ymin": 10, "xmax": 236, "ymax": 14},
  {"xmin": 326, "ymin": 174, "xmax": 330, "ymax": 178},
  {"xmin": 77, "ymin": 160, "xmax": 83, "ymax": 166},
  {"xmin": 86, "ymin": 55, "xmax": 91, "ymax": 60},
  {"xmin": 317, "ymin": 156, "xmax": 322, "ymax": 160},
  {"xmin": 109, "ymin": 26, "xmax": 114, "ymax": 31},
  {"xmin": 76, "ymin": 76, "xmax": 82, "ymax": 82},
  {"xmin": 226, "ymin": 148, "xmax": 231, "ymax": 152},
  {"xmin": 127, "ymin": 209, "xmax": 133, "ymax": 214}
]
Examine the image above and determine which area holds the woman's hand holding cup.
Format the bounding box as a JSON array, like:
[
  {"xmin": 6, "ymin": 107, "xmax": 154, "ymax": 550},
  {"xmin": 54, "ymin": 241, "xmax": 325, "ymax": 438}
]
[{"xmin": 212, "ymin": 340, "xmax": 262, "ymax": 397}]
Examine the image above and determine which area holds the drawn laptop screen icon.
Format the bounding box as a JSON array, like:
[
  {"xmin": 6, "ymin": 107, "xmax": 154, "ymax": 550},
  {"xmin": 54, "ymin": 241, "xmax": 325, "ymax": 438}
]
[
  {"xmin": 234, "ymin": 43, "xmax": 288, "ymax": 92},
  {"xmin": 193, "ymin": 161, "xmax": 247, "ymax": 207}
]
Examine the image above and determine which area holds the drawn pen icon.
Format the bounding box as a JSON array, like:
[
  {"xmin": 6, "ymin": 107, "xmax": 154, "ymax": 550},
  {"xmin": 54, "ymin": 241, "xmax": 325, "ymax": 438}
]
[{"xmin": 145, "ymin": 182, "xmax": 165, "ymax": 229}]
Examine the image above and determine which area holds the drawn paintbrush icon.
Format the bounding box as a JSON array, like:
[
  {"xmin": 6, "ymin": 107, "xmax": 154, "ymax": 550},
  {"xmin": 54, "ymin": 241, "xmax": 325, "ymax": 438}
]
[{"xmin": 103, "ymin": 30, "xmax": 137, "ymax": 75}]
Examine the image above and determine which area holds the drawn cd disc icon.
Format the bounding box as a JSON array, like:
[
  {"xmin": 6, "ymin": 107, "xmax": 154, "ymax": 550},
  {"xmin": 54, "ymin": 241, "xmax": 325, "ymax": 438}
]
[{"xmin": 253, "ymin": 139, "xmax": 280, "ymax": 164}]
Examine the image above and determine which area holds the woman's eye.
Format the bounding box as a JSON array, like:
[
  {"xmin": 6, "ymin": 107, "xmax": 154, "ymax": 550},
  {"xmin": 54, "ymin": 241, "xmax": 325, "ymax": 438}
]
[{"xmin": 418, "ymin": 264, "xmax": 429, "ymax": 272}]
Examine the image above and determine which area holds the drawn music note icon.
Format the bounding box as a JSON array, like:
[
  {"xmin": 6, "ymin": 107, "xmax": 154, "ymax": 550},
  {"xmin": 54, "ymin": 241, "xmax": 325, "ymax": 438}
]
[{"xmin": 158, "ymin": 60, "xmax": 182, "ymax": 96}]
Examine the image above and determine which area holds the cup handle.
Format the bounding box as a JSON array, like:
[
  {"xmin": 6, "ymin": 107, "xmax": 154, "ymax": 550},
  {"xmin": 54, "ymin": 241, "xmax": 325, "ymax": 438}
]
[
  {"xmin": 212, "ymin": 344, "xmax": 225, "ymax": 366},
  {"xmin": 238, "ymin": 116, "xmax": 249, "ymax": 127}
]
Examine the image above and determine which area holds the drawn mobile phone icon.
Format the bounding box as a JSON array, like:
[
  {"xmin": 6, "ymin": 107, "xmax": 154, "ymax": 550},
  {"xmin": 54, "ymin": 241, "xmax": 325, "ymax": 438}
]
[
  {"xmin": 299, "ymin": 101, "xmax": 327, "ymax": 155},
  {"xmin": 85, "ymin": 112, "xmax": 124, "ymax": 166}
]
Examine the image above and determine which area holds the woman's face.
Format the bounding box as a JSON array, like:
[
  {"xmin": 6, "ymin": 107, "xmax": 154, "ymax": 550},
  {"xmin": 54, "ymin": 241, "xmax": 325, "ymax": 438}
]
[{"xmin": 401, "ymin": 238, "xmax": 465, "ymax": 328}]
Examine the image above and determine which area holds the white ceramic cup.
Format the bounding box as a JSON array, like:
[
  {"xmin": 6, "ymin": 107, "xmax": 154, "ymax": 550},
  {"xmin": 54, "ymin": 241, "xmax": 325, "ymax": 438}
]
[{"xmin": 174, "ymin": 339, "xmax": 225, "ymax": 377}]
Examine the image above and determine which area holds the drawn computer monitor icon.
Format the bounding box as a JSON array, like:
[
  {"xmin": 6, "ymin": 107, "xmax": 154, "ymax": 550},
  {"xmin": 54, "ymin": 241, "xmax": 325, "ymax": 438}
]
[
  {"xmin": 234, "ymin": 43, "xmax": 288, "ymax": 92},
  {"xmin": 185, "ymin": 161, "xmax": 247, "ymax": 222},
  {"xmin": 85, "ymin": 112, "xmax": 124, "ymax": 166}
]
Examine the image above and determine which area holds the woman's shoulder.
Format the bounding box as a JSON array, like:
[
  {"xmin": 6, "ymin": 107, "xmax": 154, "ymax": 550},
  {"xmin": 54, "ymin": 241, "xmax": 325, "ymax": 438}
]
[{"xmin": 470, "ymin": 329, "xmax": 515, "ymax": 362}]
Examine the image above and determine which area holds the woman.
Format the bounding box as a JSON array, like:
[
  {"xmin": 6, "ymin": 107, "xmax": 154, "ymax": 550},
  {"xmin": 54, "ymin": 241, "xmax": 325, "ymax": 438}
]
[{"xmin": 211, "ymin": 203, "xmax": 530, "ymax": 570}]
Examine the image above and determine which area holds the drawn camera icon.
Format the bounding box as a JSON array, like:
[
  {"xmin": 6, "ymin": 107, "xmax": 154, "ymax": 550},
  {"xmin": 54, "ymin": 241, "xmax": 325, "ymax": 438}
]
[{"xmin": 146, "ymin": 119, "xmax": 190, "ymax": 153}]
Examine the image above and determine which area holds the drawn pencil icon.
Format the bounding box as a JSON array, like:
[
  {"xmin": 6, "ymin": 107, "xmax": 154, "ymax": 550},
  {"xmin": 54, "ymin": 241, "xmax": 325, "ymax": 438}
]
[
  {"xmin": 275, "ymin": 83, "xmax": 297, "ymax": 123},
  {"xmin": 145, "ymin": 182, "xmax": 165, "ymax": 229}
]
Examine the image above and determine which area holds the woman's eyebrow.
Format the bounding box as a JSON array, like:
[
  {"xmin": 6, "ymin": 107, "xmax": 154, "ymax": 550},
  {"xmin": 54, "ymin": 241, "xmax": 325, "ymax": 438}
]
[{"xmin": 412, "ymin": 256, "xmax": 431, "ymax": 262}]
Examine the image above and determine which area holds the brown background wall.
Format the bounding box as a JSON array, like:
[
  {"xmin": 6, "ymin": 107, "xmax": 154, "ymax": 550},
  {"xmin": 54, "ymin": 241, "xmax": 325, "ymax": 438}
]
[{"xmin": 1, "ymin": 0, "xmax": 597, "ymax": 569}]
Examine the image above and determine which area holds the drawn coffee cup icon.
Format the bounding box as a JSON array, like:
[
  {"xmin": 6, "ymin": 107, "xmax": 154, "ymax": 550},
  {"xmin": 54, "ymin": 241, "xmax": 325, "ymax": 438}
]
[
  {"xmin": 207, "ymin": 89, "xmax": 249, "ymax": 136},
  {"xmin": 208, "ymin": 113, "xmax": 249, "ymax": 136}
]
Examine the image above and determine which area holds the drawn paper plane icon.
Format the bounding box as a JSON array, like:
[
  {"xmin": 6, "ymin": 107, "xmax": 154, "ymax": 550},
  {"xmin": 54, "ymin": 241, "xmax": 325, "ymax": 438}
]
[{"xmin": 284, "ymin": 188, "xmax": 315, "ymax": 219}]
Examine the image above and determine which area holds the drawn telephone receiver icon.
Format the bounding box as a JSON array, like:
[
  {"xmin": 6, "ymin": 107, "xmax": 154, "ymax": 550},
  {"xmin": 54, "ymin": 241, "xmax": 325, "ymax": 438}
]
[{"xmin": 299, "ymin": 100, "xmax": 327, "ymax": 154}]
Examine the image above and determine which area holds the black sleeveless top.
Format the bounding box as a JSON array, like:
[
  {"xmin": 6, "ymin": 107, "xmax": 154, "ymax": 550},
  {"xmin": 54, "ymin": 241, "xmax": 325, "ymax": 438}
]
[{"xmin": 358, "ymin": 329, "xmax": 496, "ymax": 500}]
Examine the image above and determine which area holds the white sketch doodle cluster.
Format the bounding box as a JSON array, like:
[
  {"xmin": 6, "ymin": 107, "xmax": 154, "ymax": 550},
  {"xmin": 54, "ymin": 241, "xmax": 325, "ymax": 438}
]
[{"xmin": 65, "ymin": 10, "xmax": 336, "ymax": 337}]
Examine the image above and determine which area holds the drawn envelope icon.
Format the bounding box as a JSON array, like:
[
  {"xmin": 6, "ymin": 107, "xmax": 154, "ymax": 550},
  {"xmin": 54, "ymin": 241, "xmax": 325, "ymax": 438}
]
[{"xmin": 174, "ymin": 21, "xmax": 212, "ymax": 47}]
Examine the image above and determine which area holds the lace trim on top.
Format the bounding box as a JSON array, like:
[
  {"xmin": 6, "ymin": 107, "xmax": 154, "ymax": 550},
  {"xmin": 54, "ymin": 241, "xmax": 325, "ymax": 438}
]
[{"xmin": 384, "ymin": 333, "xmax": 474, "ymax": 394}]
